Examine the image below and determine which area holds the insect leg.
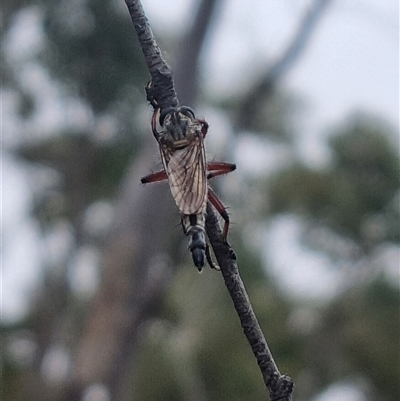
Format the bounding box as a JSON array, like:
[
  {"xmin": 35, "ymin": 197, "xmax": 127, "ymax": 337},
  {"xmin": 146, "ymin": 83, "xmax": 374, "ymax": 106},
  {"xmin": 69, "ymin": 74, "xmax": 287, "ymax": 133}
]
[
  {"xmin": 196, "ymin": 119, "xmax": 209, "ymax": 137},
  {"xmin": 207, "ymin": 186, "xmax": 230, "ymax": 242},
  {"xmin": 151, "ymin": 108, "xmax": 161, "ymax": 140},
  {"xmin": 141, "ymin": 170, "xmax": 167, "ymax": 184},
  {"xmin": 205, "ymin": 243, "xmax": 220, "ymax": 271},
  {"xmin": 207, "ymin": 162, "xmax": 236, "ymax": 179}
]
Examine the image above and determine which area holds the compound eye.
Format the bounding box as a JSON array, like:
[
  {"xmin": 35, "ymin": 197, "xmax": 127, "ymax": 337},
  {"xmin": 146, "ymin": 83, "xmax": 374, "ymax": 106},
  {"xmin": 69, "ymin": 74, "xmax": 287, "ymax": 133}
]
[
  {"xmin": 159, "ymin": 107, "xmax": 176, "ymax": 126},
  {"xmin": 179, "ymin": 106, "xmax": 196, "ymax": 119}
]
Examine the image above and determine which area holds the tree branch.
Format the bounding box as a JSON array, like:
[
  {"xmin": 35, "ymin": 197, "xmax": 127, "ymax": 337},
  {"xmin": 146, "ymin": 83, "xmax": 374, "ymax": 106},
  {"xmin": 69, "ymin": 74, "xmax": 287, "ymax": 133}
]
[
  {"xmin": 124, "ymin": 0, "xmax": 294, "ymax": 399},
  {"xmin": 205, "ymin": 204, "xmax": 294, "ymax": 400},
  {"xmin": 125, "ymin": 0, "xmax": 178, "ymax": 109}
]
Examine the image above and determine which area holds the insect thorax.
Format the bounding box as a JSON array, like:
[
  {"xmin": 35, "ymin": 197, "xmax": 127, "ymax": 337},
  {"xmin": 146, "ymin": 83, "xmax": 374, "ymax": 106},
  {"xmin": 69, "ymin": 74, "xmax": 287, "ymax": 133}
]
[{"xmin": 160, "ymin": 111, "xmax": 202, "ymax": 149}]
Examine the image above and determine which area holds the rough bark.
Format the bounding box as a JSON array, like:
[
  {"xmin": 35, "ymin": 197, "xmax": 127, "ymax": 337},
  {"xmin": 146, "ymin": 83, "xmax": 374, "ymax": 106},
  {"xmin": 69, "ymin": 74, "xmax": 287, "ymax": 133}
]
[
  {"xmin": 206, "ymin": 204, "xmax": 294, "ymax": 400},
  {"xmin": 125, "ymin": 0, "xmax": 178, "ymax": 109}
]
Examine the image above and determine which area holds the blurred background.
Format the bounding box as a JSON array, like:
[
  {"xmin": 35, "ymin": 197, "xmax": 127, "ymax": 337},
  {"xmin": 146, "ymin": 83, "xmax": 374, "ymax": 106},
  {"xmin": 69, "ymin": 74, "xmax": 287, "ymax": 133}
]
[{"xmin": 1, "ymin": 0, "xmax": 399, "ymax": 400}]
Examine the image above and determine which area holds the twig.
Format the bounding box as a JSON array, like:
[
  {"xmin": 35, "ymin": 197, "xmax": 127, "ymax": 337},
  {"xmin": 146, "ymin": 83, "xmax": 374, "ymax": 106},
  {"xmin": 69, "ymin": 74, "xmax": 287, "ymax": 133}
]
[
  {"xmin": 125, "ymin": 0, "xmax": 178, "ymax": 109},
  {"xmin": 205, "ymin": 204, "xmax": 294, "ymax": 400},
  {"xmin": 125, "ymin": 0, "xmax": 294, "ymax": 399}
]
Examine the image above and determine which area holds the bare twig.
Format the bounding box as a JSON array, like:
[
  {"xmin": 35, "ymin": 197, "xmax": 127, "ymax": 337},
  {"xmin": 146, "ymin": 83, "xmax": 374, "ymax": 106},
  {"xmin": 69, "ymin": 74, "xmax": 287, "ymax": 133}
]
[
  {"xmin": 125, "ymin": 0, "xmax": 178, "ymax": 109},
  {"xmin": 205, "ymin": 204, "xmax": 294, "ymax": 400},
  {"xmin": 124, "ymin": 0, "xmax": 294, "ymax": 399}
]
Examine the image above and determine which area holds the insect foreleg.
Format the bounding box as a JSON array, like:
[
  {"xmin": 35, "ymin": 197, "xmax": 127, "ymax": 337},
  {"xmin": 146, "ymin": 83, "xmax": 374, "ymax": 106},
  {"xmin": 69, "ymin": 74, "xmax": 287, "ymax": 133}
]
[
  {"xmin": 151, "ymin": 108, "xmax": 161, "ymax": 140},
  {"xmin": 199, "ymin": 120, "xmax": 209, "ymax": 137}
]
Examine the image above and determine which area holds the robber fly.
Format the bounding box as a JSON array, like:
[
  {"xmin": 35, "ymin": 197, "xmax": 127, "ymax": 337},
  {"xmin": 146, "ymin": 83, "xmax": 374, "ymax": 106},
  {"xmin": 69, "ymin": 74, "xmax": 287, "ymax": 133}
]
[{"xmin": 141, "ymin": 106, "xmax": 236, "ymax": 271}]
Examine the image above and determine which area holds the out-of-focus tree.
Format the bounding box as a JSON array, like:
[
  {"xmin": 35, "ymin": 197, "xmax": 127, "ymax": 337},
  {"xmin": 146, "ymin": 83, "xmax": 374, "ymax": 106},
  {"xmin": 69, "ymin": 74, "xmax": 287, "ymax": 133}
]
[
  {"xmin": 268, "ymin": 117, "xmax": 399, "ymax": 246},
  {"xmin": 2, "ymin": 1, "xmax": 151, "ymax": 400},
  {"xmin": 260, "ymin": 115, "xmax": 399, "ymax": 401}
]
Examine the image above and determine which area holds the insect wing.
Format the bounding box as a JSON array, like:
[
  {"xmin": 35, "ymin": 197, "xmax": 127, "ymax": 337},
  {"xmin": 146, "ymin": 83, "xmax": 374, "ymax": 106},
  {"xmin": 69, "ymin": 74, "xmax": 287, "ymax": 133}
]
[{"xmin": 162, "ymin": 137, "xmax": 207, "ymax": 215}]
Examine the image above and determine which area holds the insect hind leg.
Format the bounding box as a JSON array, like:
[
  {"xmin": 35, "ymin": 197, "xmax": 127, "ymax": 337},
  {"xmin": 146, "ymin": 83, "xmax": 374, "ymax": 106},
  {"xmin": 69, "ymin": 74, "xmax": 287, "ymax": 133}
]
[
  {"xmin": 207, "ymin": 186, "xmax": 230, "ymax": 242},
  {"xmin": 205, "ymin": 243, "xmax": 220, "ymax": 270}
]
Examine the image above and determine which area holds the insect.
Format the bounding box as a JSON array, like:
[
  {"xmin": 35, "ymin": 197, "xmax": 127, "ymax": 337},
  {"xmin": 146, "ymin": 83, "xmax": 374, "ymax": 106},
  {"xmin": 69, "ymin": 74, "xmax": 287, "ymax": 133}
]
[{"xmin": 141, "ymin": 106, "xmax": 236, "ymax": 271}]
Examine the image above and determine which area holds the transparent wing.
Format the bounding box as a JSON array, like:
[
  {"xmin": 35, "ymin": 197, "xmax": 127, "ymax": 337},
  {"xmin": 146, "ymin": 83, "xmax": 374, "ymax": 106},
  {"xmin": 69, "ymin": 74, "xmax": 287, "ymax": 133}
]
[{"xmin": 161, "ymin": 137, "xmax": 207, "ymax": 215}]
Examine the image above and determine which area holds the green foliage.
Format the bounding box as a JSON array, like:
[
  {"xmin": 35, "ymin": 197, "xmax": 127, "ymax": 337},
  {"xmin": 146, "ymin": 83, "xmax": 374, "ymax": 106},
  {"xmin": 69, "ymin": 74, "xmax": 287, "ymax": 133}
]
[
  {"xmin": 247, "ymin": 90, "xmax": 303, "ymax": 140},
  {"xmin": 329, "ymin": 118, "xmax": 400, "ymax": 241},
  {"xmin": 132, "ymin": 334, "xmax": 185, "ymax": 401},
  {"xmin": 304, "ymin": 277, "xmax": 400, "ymax": 401},
  {"xmin": 218, "ymin": 89, "xmax": 301, "ymax": 140},
  {"xmin": 1, "ymin": 354, "xmax": 25, "ymax": 401},
  {"xmin": 268, "ymin": 116, "xmax": 400, "ymax": 243},
  {"xmin": 42, "ymin": 0, "xmax": 148, "ymax": 112},
  {"xmin": 268, "ymin": 165, "xmax": 332, "ymax": 215},
  {"xmin": 16, "ymin": 133, "xmax": 137, "ymax": 224},
  {"xmin": 8, "ymin": 0, "xmax": 147, "ymax": 226}
]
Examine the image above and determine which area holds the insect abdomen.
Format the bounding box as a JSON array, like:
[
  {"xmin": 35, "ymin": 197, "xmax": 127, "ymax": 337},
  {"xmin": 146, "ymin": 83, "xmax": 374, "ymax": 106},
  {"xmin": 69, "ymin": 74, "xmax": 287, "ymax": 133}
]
[
  {"xmin": 189, "ymin": 228, "xmax": 206, "ymax": 269},
  {"xmin": 182, "ymin": 214, "xmax": 206, "ymax": 271}
]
